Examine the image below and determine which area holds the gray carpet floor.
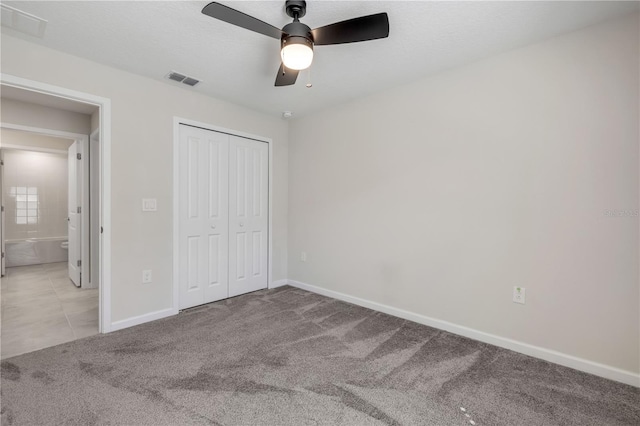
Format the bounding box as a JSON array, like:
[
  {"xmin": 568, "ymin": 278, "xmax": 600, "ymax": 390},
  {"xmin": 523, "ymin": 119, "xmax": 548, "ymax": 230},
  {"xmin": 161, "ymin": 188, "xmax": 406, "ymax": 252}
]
[{"xmin": 1, "ymin": 285, "xmax": 638, "ymax": 425}]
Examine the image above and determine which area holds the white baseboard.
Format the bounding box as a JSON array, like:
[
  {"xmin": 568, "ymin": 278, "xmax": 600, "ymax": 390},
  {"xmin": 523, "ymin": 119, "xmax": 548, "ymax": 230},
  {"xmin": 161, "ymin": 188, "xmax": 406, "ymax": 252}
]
[
  {"xmin": 286, "ymin": 279, "xmax": 639, "ymax": 388},
  {"xmin": 110, "ymin": 307, "xmax": 178, "ymax": 332},
  {"xmin": 269, "ymin": 279, "xmax": 289, "ymax": 289}
]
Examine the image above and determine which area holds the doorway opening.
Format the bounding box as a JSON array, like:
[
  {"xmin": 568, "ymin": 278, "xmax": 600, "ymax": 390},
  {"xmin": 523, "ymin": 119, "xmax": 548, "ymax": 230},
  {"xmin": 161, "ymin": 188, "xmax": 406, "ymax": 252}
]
[
  {"xmin": 0, "ymin": 74, "xmax": 112, "ymax": 359},
  {"xmin": 0, "ymin": 129, "xmax": 99, "ymax": 357}
]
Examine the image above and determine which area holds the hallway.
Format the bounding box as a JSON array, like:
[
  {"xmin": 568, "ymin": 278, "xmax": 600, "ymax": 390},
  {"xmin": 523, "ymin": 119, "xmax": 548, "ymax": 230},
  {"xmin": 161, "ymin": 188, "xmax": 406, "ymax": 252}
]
[{"xmin": 1, "ymin": 262, "xmax": 98, "ymax": 359}]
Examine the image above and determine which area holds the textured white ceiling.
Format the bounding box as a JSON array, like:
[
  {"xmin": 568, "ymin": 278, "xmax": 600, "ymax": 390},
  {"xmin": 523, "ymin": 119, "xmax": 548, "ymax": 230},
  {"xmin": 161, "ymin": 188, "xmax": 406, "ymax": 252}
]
[{"xmin": 1, "ymin": 1, "xmax": 638, "ymax": 119}]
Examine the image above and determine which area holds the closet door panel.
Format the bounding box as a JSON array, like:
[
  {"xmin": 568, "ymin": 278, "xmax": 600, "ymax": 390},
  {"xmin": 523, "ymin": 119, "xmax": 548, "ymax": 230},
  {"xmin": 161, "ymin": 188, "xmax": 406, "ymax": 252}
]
[
  {"xmin": 228, "ymin": 136, "xmax": 268, "ymax": 297},
  {"xmin": 203, "ymin": 135, "xmax": 229, "ymax": 304},
  {"xmin": 179, "ymin": 125, "xmax": 268, "ymax": 308},
  {"xmin": 178, "ymin": 125, "xmax": 229, "ymax": 309}
]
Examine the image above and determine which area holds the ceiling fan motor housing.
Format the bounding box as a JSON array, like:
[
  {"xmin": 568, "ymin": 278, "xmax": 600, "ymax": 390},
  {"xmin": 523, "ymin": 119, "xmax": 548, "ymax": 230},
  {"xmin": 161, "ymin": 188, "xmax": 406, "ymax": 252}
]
[{"xmin": 281, "ymin": 21, "xmax": 314, "ymax": 50}]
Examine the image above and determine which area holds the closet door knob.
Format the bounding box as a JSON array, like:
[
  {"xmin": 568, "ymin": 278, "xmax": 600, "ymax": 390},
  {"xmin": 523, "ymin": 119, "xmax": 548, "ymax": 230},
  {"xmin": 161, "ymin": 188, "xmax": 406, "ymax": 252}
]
[
  {"xmin": 211, "ymin": 225, "xmax": 216, "ymax": 229},
  {"xmin": 239, "ymin": 222, "xmax": 244, "ymax": 227}
]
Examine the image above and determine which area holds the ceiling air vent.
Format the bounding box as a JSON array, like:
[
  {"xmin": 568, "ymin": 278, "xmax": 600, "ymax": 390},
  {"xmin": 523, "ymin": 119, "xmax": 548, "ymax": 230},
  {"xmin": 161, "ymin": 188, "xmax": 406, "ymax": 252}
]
[
  {"xmin": 168, "ymin": 72, "xmax": 186, "ymax": 82},
  {"xmin": 165, "ymin": 71, "xmax": 201, "ymax": 87},
  {"xmin": 1, "ymin": 4, "xmax": 47, "ymax": 38},
  {"xmin": 182, "ymin": 77, "xmax": 200, "ymax": 87}
]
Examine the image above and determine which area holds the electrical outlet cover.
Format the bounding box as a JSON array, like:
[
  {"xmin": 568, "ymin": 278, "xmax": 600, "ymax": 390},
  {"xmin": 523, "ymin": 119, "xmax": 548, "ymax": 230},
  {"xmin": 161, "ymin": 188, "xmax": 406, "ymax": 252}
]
[{"xmin": 513, "ymin": 286, "xmax": 526, "ymax": 304}]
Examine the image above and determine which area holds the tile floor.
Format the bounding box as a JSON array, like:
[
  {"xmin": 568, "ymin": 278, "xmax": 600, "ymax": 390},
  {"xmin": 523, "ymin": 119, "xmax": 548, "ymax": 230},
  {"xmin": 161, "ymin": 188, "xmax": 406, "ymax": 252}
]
[{"xmin": 0, "ymin": 262, "xmax": 98, "ymax": 359}]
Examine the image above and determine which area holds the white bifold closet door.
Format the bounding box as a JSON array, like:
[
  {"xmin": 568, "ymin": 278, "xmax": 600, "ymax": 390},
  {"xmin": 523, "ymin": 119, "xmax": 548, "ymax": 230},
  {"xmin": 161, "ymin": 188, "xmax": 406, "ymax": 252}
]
[{"xmin": 178, "ymin": 125, "xmax": 268, "ymax": 310}]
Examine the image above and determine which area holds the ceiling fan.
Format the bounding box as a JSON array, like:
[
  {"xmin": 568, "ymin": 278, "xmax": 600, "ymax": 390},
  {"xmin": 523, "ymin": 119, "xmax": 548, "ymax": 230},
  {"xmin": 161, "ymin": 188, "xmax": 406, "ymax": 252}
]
[{"xmin": 201, "ymin": 1, "xmax": 390, "ymax": 86}]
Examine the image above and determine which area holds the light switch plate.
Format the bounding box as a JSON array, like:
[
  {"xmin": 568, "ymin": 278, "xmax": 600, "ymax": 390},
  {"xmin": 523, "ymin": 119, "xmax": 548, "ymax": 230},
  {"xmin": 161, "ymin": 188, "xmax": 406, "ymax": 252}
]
[{"xmin": 142, "ymin": 198, "xmax": 157, "ymax": 212}]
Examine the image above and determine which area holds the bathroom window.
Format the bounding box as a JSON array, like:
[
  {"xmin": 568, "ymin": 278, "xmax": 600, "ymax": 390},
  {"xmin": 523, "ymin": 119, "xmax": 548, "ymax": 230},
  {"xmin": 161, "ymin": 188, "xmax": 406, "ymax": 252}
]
[{"xmin": 12, "ymin": 186, "xmax": 39, "ymax": 225}]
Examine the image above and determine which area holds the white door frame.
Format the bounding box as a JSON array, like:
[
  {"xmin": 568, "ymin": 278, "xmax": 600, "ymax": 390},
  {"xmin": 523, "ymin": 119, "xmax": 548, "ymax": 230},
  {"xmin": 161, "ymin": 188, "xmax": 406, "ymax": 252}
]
[
  {"xmin": 172, "ymin": 117, "xmax": 273, "ymax": 312},
  {"xmin": 89, "ymin": 129, "xmax": 100, "ymax": 289},
  {"xmin": 1, "ymin": 73, "xmax": 112, "ymax": 333}
]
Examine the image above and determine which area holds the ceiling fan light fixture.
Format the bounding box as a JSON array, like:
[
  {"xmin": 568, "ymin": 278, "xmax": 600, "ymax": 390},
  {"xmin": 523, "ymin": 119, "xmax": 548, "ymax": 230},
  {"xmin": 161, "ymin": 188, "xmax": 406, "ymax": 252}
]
[
  {"xmin": 281, "ymin": 36, "xmax": 313, "ymax": 70},
  {"xmin": 201, "ymin": 1, "xmax": 390, "ymax": 86}
]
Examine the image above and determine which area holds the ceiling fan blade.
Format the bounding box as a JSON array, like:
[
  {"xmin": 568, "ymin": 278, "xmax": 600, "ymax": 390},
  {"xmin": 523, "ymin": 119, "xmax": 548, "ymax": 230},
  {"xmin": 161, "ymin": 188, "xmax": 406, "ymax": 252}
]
[
  {"xmin": 202, "ymin": 2, "xmax": 282, "ymax": 39},
  {"xmin": 275, "ymin": 63, "xmax": 299, "ymax": 86},
  {"xmin": 311, "ymin": 12, "xmax": 389, "ymax": 46}
]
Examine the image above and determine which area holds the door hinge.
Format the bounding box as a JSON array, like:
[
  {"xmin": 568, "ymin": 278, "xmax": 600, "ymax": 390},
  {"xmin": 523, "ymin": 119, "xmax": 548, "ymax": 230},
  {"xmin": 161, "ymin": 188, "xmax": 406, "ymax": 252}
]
[
  {"xmin": 1, "ymin": 206, "xmax": 4, "ymax": 212},
  {"xmin": 77, "ymin": 206, "xmax": 81, "ymax": 214},
  {"xmin": 1, "ymin": 252, "xmax": 4, "ymax": 259},
  {"xmin": 100, "ymin": 226, "xmax": 103, "ymax": 234},
  {"xmin": 0, "ymin": 160, "xmax": 3, "ymax": 166},
  {"xmin": 77, "ymin": 260, "xmax": 82, "ymax": 267},
  {"xmin": 77, "ymin": 153, "xmax": 82, "ymax": 160}
]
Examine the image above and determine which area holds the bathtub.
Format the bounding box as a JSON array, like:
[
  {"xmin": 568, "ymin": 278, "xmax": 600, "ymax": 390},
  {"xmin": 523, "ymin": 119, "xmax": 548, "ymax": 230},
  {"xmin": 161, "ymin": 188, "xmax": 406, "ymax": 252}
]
[{"xmin": 5, "ymin": 237, "xmax": 69, "ymax": 267}]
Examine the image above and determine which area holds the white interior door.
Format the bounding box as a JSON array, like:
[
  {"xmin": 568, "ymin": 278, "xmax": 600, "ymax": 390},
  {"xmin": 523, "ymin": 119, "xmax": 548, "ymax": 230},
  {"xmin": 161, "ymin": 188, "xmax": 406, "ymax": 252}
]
[
  {"xmin": 68, "ymin": 141, "xmax": 81, "ymax": 286},
  {"xmin": 178, "ymin": 125, "xmax": 229, "ymax": 309},
  {"xmin": 228, "ymin": 136, "xmax": 268, "ymax": 297}
]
